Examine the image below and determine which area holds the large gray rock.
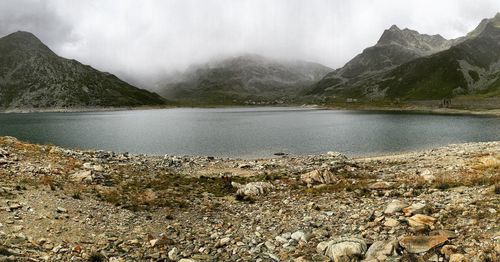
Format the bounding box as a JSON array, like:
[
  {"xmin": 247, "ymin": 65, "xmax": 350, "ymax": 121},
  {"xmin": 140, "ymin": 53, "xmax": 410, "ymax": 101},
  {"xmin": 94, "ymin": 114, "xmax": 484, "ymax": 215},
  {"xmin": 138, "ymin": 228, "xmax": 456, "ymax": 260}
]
[
  {"xmin": 232, "ymin": 181, "xmax": 274, "ymax": 196},
  {"xmin": 301, "ymin": 169, "xmax": 337, "ymax": 186},
  {"xmin": 384, "ymin": 200, "xmax": 407, "ymax": 214},
  {"xmin": 363, "ymin": 239, "xmax": 399, "ymax": 261},
  {"xmin": 317, "ymin": 237, "xmax": 367, "ymax": 262}
]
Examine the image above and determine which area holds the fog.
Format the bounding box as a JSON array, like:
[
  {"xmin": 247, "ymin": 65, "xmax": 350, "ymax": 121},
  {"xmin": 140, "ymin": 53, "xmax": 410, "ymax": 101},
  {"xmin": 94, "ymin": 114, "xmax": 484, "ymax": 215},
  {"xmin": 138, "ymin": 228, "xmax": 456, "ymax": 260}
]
[{"xmin": 1, "ymin": 0, "xmax": 500, "ymax": 86}]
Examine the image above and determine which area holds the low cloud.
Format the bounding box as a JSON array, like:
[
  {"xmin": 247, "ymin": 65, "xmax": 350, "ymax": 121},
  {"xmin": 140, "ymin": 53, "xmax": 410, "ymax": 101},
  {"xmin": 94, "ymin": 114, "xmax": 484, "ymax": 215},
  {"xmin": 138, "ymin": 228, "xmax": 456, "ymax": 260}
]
[{"xmin": 1, "ymin": 0, "xmax": 500, "ymax": 86}]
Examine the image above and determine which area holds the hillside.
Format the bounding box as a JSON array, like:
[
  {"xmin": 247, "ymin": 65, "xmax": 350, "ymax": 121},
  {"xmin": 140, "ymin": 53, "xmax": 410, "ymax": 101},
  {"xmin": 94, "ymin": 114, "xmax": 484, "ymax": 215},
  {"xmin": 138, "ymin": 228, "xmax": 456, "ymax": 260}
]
[
  {"xmin": 307, "ymin": 13, "xmax": 500, "ymax": 101},
  {"xmin": 159, "ymin": 54, "xmax": 332, "ymax": 105},
  {"xmin": 306, "ymin": 25, "xmax": 453, "ymax": 97},
  {"xmin": 0, "ymin": 31, "xmax": 166, "ymax": 110}
]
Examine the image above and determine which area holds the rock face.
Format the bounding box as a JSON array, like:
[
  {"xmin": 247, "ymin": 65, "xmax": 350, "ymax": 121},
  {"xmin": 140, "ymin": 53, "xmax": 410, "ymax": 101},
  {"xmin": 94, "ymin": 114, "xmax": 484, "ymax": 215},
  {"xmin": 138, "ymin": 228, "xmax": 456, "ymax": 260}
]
[
  {"xmin": 0, "ymin": 31, "xmax": 166, "ymax": 109},
  {"xmin": 158, "ymin": 54, "xmax": 332, "ymax": 105},
  {"xmin": 317, "ymin": 237, "xmax": 367, "ymax": 262},
  {"xmin": 308, "ymin": 13, "xmax": 500, "ymax": 101}
]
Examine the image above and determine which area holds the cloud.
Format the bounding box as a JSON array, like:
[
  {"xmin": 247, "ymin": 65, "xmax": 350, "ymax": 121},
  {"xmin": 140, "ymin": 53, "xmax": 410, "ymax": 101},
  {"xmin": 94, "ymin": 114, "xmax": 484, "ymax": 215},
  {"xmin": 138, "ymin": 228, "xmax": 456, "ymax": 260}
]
[{"xmin": 1, "ymin": 0, "xmax": 500, "ymax": 86}]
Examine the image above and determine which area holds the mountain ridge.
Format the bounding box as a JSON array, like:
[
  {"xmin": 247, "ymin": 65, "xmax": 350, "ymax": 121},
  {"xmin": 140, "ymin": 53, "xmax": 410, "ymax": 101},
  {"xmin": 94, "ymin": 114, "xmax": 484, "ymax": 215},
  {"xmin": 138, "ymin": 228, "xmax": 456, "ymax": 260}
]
[
  {"xmin": 307, "ymin": 13, "xmax": 500, "ymax": 101},
  {"xmin": 0, "ymin": 31, "xmax": 166, "ymax": 109},
  {"xmin": 158, "ymin": 54, "xmax": 332, "ymax": 104}
]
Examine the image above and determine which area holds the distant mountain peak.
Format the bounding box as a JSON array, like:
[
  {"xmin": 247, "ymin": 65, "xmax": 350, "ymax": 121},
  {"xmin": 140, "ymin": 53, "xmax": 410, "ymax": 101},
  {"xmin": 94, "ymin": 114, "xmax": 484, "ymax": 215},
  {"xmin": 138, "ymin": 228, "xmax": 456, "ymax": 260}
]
[
  {"xmin": 388, "ymin": 25, "xmax": 400, "ymax": 31},
  {"xmin": 4, "ymin": 31, "xmax": 42, "ymax": 43},
  {"xmin": 375, "ymin": 25, "xmax": 450, "ymax": 55},
  {"xmin": 1, "ymin": 31, "xmax": 53, "ymax": 55}
]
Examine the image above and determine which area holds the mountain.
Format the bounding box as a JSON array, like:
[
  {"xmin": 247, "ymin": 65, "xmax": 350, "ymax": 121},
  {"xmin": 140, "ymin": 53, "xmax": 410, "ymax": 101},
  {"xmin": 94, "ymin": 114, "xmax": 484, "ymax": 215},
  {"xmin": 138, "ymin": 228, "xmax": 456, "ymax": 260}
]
[
  {"xmin": 306, "ymin": 25, "xmax": 453, "ymax": 96},
  {"xmin": 158, "ymin": 54, "xmax": 332, "ymax": 104},
  {"xmin": 375, "ymin": 14, "xmax": 500, "ymax": 100},
  {"xmin": 0, "ymin": 31, "xmax": 166, "ymax": 109},
  {"xmin": 308, "ymin": 13, "xmax": 500, "ymax": 100}
]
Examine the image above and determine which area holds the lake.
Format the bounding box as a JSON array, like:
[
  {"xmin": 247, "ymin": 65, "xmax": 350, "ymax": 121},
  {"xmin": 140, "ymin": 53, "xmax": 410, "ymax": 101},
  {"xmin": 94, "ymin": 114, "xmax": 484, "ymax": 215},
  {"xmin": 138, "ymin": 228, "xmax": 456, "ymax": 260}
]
[{"xmin": 0, "ymin": 107, "xmax": 498, "ymax": 158}]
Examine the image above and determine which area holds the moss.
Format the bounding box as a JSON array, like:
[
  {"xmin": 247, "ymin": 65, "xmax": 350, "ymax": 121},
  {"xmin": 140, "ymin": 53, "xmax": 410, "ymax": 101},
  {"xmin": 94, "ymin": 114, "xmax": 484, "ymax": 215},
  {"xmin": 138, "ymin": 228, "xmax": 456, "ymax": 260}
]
[{"xmin": 88, "ymin": 252, "xmax": 106, "ymax": 262}]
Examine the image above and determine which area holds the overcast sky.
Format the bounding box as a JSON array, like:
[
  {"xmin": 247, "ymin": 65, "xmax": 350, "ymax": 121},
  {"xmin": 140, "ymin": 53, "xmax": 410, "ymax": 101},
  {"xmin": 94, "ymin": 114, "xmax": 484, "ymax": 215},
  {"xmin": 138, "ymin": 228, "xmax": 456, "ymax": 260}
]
[{"xmin": 1, "ymin": 0, "xmax": 500, "ymax": 84}]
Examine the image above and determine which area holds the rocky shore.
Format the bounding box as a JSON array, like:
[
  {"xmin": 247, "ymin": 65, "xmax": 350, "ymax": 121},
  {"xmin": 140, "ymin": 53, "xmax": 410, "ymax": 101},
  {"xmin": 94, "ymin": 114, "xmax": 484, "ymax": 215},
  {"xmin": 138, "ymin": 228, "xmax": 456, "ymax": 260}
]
[{"xmin": 0, "ymin": 137, "xmax": 498, "ymax": 261}]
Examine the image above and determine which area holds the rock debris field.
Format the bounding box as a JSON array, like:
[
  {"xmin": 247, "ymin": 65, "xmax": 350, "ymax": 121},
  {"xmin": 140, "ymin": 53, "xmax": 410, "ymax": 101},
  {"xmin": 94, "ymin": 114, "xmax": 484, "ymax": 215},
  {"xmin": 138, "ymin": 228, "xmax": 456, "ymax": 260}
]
[{"xmin": 0, "ymin": 136, "xmax": 498, "ymax": 261}]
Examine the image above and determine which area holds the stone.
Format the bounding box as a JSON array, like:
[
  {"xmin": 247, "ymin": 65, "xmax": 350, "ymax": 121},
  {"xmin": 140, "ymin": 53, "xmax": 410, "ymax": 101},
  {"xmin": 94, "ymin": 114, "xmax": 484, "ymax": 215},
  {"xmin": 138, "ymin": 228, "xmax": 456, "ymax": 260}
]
[
  {"xmin": 301, "ymin": 169, "xmax": 337, "ymax": 185},
  {"xmin": 407, "ymin": 214, "xmax": 436, "ymax": 229},
  {"xmin": 216, "ymin": 237, "xmax": 231, "ymax": 247},
  {"xmin": 265, "ymin": 241, "xmax": 275, "ymax": 251},
  {"xmin": 232, "ymin": 182, "xmax": 274, "ymax": 196},
  {"xmin": 149, "ymin": 239, "xmax": 159, "ymax": 247},
  {"xmin": 440, "ymin": 245, "xmax": 458, "ymax": 258},
  {"xmin": 403, "ymin": 202, "xmax": 427, "ymax": 216},
  {"xmin": 168, "ymin": 247, "xmax": 178, "ymax": 260},
  {"xmin": 317, "ymin": 237, "xmax": 367, "ymax": 262},
  {"xmin": 420, "ymin": 169, "xmax": 435, "ymax": 182},
  {"xmin": 430, "ymin": 230, "xmax": 457, "ymax": 239},
  {"xmin": 384, "ymin": 200, "xmax": 407, "ymax": 214},
  {"xmin": 449, "ymin": 254, "xmax": 467, "ymax": 262},
  {"xmin": 275, "ymin": 236, "xmax": 288, "ymax": 243},
  {"xmin": 364, "ymin": 239, "xmax": 398, "ymax": 260},
  {"xmin": 291, "ymin": 231, "xmax": 307, "ymax": 242},
  {"xmin": 383, "ymin": 218, "xmax": 399, "ymax": 227},
  {"xmin": 70, "ymin": 170, "xmax": 93, "ymax": 184},
  {"xmin": 399, "ymin": 235, "xmax": 448, "ymax": 253}
]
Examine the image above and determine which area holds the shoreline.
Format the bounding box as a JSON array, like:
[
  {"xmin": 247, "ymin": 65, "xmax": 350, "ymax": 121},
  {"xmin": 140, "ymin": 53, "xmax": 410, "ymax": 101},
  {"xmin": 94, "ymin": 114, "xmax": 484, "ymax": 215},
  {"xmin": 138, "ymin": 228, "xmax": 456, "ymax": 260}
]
[
  {"xmin": 1, "ymin": 103, "xmax": 499, "ymax": 117},
  {"xmin": 0, "ymin": 137, "xmax": 498, "ymax": 260}
]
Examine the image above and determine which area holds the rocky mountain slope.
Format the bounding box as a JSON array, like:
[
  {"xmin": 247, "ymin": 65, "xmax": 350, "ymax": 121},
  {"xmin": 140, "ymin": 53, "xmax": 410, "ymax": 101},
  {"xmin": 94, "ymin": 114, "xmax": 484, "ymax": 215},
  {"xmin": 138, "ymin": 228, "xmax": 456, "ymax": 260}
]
[
  {"xmin": 0, "ymin": 31, "xmax": 166, "ymax": 110},
  {"xmin": 306, "ymin": 25, "xmax": 453, "ymax": 97},
  {"xmin": 159, "ymin": 54, "xmax": 332, "ymax": 105},
  {"xmin": 308, "ymin": 13, "xmax": 500, "ymax": 101}
]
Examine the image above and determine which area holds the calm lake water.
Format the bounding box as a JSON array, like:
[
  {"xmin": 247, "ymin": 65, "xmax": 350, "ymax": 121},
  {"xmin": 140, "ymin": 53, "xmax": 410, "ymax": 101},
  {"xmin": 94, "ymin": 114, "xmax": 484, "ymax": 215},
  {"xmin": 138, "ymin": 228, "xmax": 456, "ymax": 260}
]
[{"xmin": 0, "ymin": 107, "xmax": 498, "ymax": 158}]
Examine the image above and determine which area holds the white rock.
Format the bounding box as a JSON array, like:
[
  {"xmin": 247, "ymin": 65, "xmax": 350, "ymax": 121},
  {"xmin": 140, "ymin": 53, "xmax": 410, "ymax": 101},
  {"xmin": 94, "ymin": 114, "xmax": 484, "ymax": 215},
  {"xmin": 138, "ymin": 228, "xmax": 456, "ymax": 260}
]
[
  {"xmin": 301, "ymin": 169, "xmax": 337, "ymax": 185},
  {"xmin": 384, "ymin": 200, "xmax": 407, "ymax": 214},
  {"xmin": 232, "ymin": 182, "xmax": 274, "ymax": 196},
  {"xmin": 168, "ymin": 247, "xmax": 178, "ymax": 260},
  {"xmin": 70, "ymin": 170, "xmax": 92, "ymax": 184},
  {"xmin": 291, "ymin": 231, "xmax": 307, "ymax": 242},
  {"xmin": 317, "ymin": 237, "xmax": 367, "ymax": 262},
  {"xmin": 364, "ymin": 240, "xmax": 398, "ymax": 260}
]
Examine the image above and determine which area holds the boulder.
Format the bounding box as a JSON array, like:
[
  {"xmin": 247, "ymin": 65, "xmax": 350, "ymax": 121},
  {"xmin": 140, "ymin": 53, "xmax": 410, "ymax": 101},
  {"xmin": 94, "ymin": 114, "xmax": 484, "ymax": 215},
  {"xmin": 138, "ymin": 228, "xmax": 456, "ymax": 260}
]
[
  {"xmin": 363, "ymin": 239, "xmax": 398, "ymax": 260},
  {"xmin": 317, "ymin": 237, "xmax": 367, "ymax": 262},
  {"xmin": 383, "ymin": 218, "xmax": 400, "ymax": 227},
  {"xmin": 232, "ymin": 182, "xmax": 274, "ymax": 196},
  {"xmin": 399, "ymin": 235, "xmax": 448, "ymax": 253},
  {"xmin": 407, "ymin": 214, "xmax": 436, "ymax": 229},
  {"xmin": 301, "ymin": 169, "xmax": 337, "ymax": 185},
  {"xmin": 403, "ymin": 202, "xmax": 427, "ymax": 216},
  {"xmin": 291, "ymin": 230, "xmax": 307, "ymax": 242},
  {"xmin": 384, "ymin": 200, "xmax": 407, "ymax": 214},
  {"xmin": 70, "ymin": 170, "xmax": 92, "ymax": 184},
  {"xmin": 449, "ymin": 254, "xmax": 467, "ymax": 262}
]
